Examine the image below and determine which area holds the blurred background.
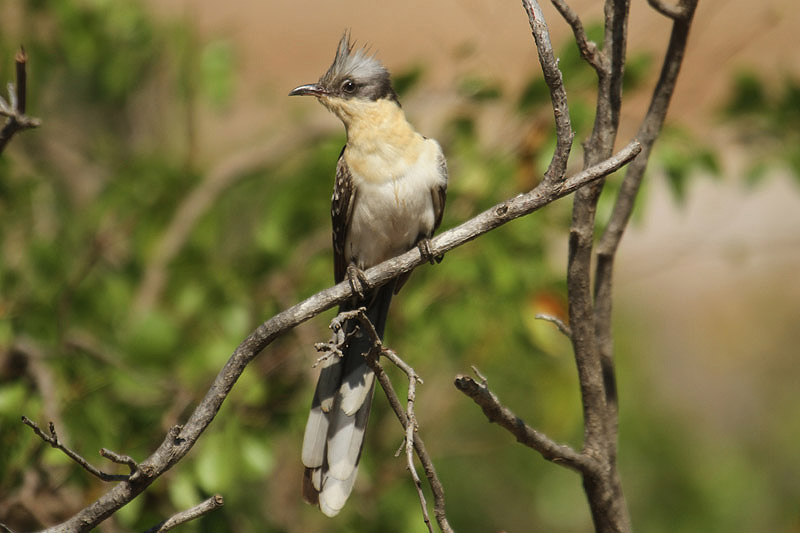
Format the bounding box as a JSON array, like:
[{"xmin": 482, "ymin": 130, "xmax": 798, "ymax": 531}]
[{"xmin": 1, "ymin": 1, "xmax": 798, "ymax": 532}]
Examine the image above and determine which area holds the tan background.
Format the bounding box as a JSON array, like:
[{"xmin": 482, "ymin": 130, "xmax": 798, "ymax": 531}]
[{"xmin": 136, "ymin": 0, "xmax": 800, "ymax": 439}]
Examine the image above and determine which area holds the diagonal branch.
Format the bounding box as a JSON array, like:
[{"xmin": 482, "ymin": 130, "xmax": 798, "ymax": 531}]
[
  {"xmin": 535, "ymin": 313, "xmax": 572, "ymax": 338},
  {"xmin": 522, "ymin": 0, "xmax": 574, "ymax": 183},
  {"xmin": 550, "ymin": 0, "xmax": 605, "ymax": 71},
  {"xmin": 142, "ymin": 495, "xmax": 224, "ymax": 533},
  {"xmin": 21, "ymin": 417, "xmax": 132, "ymax": 482},
  {"xmin": 454, "ymin": 370, "xmax": 593, "ymax": 473},
  {"xmin": 341, "ymin": 308, "xmax": 448, "ymax": 533}
]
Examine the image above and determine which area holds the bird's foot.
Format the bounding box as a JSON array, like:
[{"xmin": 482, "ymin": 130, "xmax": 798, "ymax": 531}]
[
  {"xmin": 346, "ymin": 263, "xmax": 369, "ymax": 300},
  {"xmin": 417, "ymin": 238, "xmax": 443, "ymax": 265}
]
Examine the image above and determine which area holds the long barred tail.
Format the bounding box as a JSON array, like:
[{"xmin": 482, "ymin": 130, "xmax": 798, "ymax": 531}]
[{"xmin": 301, "ymin": 282, "xmax": 394, "ymax": 516}]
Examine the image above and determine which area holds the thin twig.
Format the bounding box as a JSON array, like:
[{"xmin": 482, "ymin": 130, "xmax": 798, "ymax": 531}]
[
  {"xmin": 342, "ymin": 310, "xmax": 436, "ymax": 533},
  {"xmin": 453, "ymin": 371, "xmax": 593, "ymax": 473},
  {"xmin": 521, "ymin": 0, "xmax": 574, "ymax": 183},
  {"xmin": 369, "ymin": 355, "xmax": 452, "ymax": 533},
  {"xmin": 382, "ymin": 347, "xmax": 430, "ymax": 532},
  {"xmin": 0, "ymin": 47, "xmax": 41, "ymax": 155},
  {"xmin": 14, "ymin": 47, "xmax": 27, "ymax": 115},
  {"xmin": 99, "ymin": 448, "xmax": 139, "ymax": 476},
  {"xmin": 647, "ymin": 0, "xmax": 692, "ymax": 20},
  {"xmin": 535, "ymin": 313, "xmax": 572, "ymax": 338},
  {"xmin": 21, "ymin": 417, "xmax": 131, "ymax": 482},
  {"xmin": 142, "ymin": 495, "xmax": 224, "ymax": 533},
  {"xmin": 550, "ymin": 0, "xmax": 605, "ymax": 71}
]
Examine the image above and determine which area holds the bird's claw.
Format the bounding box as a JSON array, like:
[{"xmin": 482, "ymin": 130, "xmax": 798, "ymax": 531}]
[
  {"xmin": 417, "ymin": 238, "xmax": 443, "ymax": 265},
  {"xmin": 346, "ymin": 264, "xmax": 369, "ymax": 300}
]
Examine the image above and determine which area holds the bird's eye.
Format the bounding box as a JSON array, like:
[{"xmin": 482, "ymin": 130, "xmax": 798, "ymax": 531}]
[{"xmin": 341, "ymin": 79, "xmax": 356, "ymax": 94}]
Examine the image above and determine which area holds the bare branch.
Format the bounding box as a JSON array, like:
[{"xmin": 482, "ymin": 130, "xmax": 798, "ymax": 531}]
[
  {"xmin": 382, "ymin": 347, "xmax": 430, "ymax": 532},
  {"xmin": 99, "ymin": 448, "xmax": 139, "ymax": 476},
  {"xmin": 0, "ymin": 47, "xmax": 41, "ymax": 155},
  {"xmin": 536, "ymin": 0, "xmax": 698, "ymax": 529},
  {"xmin": 372, "ymin": 359, "xmax": 452, "ymax": 533},
  {"xmin": 538, "ymin": 1, "xmax": 636, "ymax": 529},
  {"xmin": 597, "ymin": 0, "xmax": 698, "ymax": 262},
  {"xmin": 14, "ymin": 48, "xmax": 27, "ymax": 114},
  {"xmin": 142, "ymin": 495, "xmax": 224, "ymax": 533},
  {"xmin": 521, "ymin": 0, "xmax": 574, "ymax": 183},
  {"xmin": 550, "ymin": 0, "xmax": 605, "ymax": 71},
  {"xmin": 647, "ymin": 0, "xmax": 694, "ymax": 20},
  {"xmin": 589, "ymin": 14, "xmax": 699, "ymax": 528},
  {"xmin": 21, "ymin": 417, "xmax": 130, "ymax": 482},
  {"xmin": 454, "ymin": 372, "xmax": 592, "ymax": 473},
  {"xmin": 535, "ymin": 313, "xmax": 572, "ymax": 338},
  {"xmin": 567, "ymin": 0, "xmax": 631, "ymax": 456},
  {"xmin": 592, "ymin": 0, "xmax": 699, "ymax": 441},
  {"xmin": 340, "ymin": 309, "xmax": 445, "ymax": 533}
]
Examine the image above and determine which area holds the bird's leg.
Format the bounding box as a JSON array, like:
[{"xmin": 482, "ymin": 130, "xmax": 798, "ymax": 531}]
[
  {"xmin": 417, "ymin": 238, "xmax": 443, "ymax": 265},
  {"xmin": 346, "ymin": 263, "xmax": 369, "ymax": 300}
]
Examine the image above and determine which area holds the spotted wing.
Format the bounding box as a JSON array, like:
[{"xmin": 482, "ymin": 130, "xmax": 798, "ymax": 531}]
[
  {"xmin": 332, "ymin": 147, "xmax": 355, "ymax": 284},
  {"xmin": 431, "ymin": 150, "xmax": 448, "ymax": 234}
]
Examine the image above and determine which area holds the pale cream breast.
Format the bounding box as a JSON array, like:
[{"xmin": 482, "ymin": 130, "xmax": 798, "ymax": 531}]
[
  {"xmin": 344, "ymin": 138, "xmax": 445, "ymax": 269},
  {"xmin": 328, "ymin": 94, "xmax": 446, "ymax": 269}
]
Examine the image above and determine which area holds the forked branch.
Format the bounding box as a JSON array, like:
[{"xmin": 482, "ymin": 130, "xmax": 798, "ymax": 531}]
[
  {"xmin": 0, "ymin": 47, "xmax": 41, "ymax": 155},
  {"xmin": 21, "ymin": 416, "xmax": 132, "ymax": 482},
  {"xmin": 329, "ymin": 308, "xmax": 450, "ymax": 533}
]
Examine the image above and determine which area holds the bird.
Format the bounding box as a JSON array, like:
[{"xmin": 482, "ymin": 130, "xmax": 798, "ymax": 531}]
[{"xmin": 289, "ymin": 31, "xmax": 447, "ymax": 517}]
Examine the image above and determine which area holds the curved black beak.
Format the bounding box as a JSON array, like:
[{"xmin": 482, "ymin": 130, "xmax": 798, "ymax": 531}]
[{"xmin": 289, "ymin": 83, "xmax": 328, "ymax": 97}]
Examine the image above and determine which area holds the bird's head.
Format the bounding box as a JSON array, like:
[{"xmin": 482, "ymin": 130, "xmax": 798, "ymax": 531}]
[{"xmin": 289, "ymin": 32, "xmax": 398, "ymax": 125}]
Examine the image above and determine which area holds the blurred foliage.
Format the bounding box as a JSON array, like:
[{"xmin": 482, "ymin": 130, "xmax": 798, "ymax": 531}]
[
  {"xmin": 0, "ymin": 2, "xmax": 797, "ymax": 533},
  {"xmin": 721, "ymin": 70, "xmax": 800, "ymax": 184},
  {"xmin": 653, "ymin": 126, "xmax": 721, "ymax": 203}
]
